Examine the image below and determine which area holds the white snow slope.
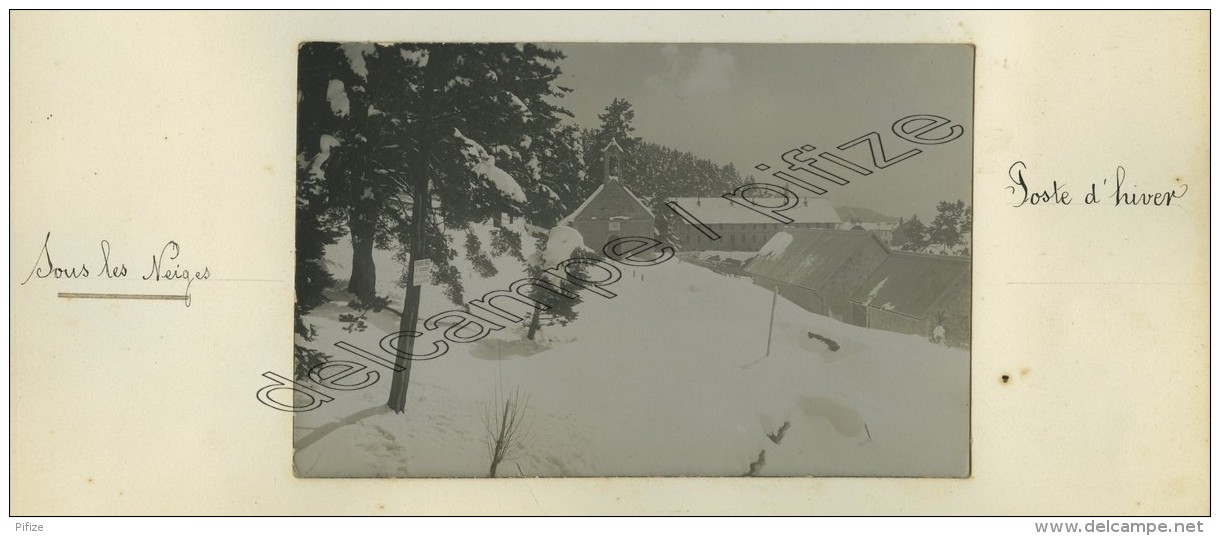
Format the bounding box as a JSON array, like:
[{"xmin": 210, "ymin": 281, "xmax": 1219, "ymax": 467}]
[{"xmin": 293, "ymin": 223, "xmax": 969, "ymax": 478}]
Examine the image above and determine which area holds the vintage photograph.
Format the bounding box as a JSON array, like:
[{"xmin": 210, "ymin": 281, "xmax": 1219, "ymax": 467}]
[{"xmin": 286, "ymin": 43, "xmax": 973, "ymax": 477}]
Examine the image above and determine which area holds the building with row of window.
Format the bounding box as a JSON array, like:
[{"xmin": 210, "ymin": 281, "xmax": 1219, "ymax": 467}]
[
  {"xmin": 667, "ymin": 196, "xmax": 841, "ymax": 252},
  {"xmin": 840, "ymin": 221, "xmax": 898, "ymax": 245}
]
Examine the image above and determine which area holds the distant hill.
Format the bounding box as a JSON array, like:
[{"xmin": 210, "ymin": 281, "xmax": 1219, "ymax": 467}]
[{"xmin": 835, "ymin": 205, "xmax": 899, "ymax": 223}]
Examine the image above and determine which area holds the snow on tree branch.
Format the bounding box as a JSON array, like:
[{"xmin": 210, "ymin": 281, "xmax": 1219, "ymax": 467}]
[
  {"xmin": 506, "ymin": 91, "xmax": 532, "ymax": 118},
  {"xmin": 326, "ymin": 80, "xmax": 349, "ymax": 117},
  {"xmin": 526, "ymin": 225, "xmax": 589, "ymax": 268},
  {"xmin": 339, "ymin": 43, "xmax": 375, "ymax": 80},
  {"xmin": 452, "ymin": 128, "xmax": 528, "ymax": 203}
]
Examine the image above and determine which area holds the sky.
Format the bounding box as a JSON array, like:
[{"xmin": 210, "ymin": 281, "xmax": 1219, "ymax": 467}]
[{"xmin": 543, "ymin": 43, "xmax": 974, "ymax": 221}]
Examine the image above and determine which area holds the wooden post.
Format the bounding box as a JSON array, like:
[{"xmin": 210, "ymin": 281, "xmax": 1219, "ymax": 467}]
[
  {"xmin": 743, "ymin": 285, "xmax": 779, "ymax": 370},
  {"xmin": 765, "ymin": 286, "xmax": 777, "ymax": 357}
]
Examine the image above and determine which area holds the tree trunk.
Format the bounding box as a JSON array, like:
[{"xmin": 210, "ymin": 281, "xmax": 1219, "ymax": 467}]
[
  {"xmin": 489, "ymin": 458, "xmax": 499, "ymax": 478},
  {"xmin": 347, "ymin": 213, "xmax": 377, "ymax": 302},
  {"xmin": 341, "ymin": 65, "xmax": 376, "ymax": 303},
  {"xmin": 387, "ymin": 45, "xmax": 447, "ymax": 414},
  {"xmin": 526, "ymin": 306, "xmax": 541, "ymax": 341},
  {"xmin": 387, "ymin": 157, "xmax": 430, "ymax": 414}
]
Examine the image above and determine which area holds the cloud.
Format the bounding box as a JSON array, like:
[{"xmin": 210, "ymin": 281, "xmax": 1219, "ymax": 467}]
[{"xmin": 646, "ymin": 45, "xmax": 737, "ymax": 98}]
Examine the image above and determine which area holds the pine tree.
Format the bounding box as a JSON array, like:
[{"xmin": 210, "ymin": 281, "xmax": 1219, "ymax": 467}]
[
  {"xmin": 297, "ymin": 42, "xmax": 576, "ymax": 412},
  {"xmin": 523, "ymin": 230, "xmax": 589, "ymax": 340},
  {"xmin": 369, "ymin": 43, "xmax": 572, "ymax": 413},
  {"xmin": 928, "ymin": 200, "xmax": 968, "ymax": 250},
  {"xmin": 295, "ymin": 43, "xmax": 351, "ymax": 377},
  {"xmin": 583, "ymin": 98, "xmax": 640, "ymax": 193},
  {"xmin": 296, "ymin": 44, "xmax": 346, "ymax": 313},
  {"xmin": 306, "ymin": 43, "xmax": 407, "ymax": 302},
  {"xmin": 896, "ymin": 214, "xmax": 930, "ymax": 252},
  {"xmin": 522, "ymin": 124, "xmax": 583, "ymax": 228}
]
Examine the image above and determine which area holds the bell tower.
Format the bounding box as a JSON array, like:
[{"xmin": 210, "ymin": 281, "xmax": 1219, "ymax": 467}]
[{"xmin": 603, "ymin": 138, "xmax": 624, "ymax": 183}]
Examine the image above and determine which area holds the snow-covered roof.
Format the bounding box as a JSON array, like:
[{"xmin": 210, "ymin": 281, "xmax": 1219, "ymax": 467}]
[
  {"xmin": 842, "ymin": 221, "xmax": 898, "ymax": 232},
  {"xmin": 744, "ymin": 229, "xmax": 888, "ymax": 292},
  {"xmin": 558, "ymin": 178, "xmax": 654, "ymax": 226},
  {"xmin": 757, "ymin": 231, "xmax": 794, "ymax": 259},
  {"xmin": 667, "ymin": 197, "xmax": 840, "ymax": 225},
  {"xmin": 849, "ymin": 252, "xmax": 970, "ymax": 320},
  {"xmin": 557, "ymin": 183, "xmax": 604, "ymax": 227}
]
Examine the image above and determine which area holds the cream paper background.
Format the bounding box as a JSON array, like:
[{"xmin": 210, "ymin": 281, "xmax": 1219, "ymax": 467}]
[{"xmin": 9, "ymin": 10, "xmax": 1210, "ymax": 515}]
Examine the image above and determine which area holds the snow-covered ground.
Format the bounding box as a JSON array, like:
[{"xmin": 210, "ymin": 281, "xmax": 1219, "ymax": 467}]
[{"xmin": 293, "ymin": 223, "xmax": 969, "ymax": 478}]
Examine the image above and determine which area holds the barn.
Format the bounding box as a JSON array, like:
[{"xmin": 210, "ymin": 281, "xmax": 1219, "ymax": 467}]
[
  {"xmin": 559, "ymin": 139, "xmax": 655, "ymax": 250},
  {"xmin": 849, "ymin": 252, "xmax": 971, "ymax": 348},
  {"xmin": 744, "ymin": 229, "xmax": 890, "ymax": 324}
]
